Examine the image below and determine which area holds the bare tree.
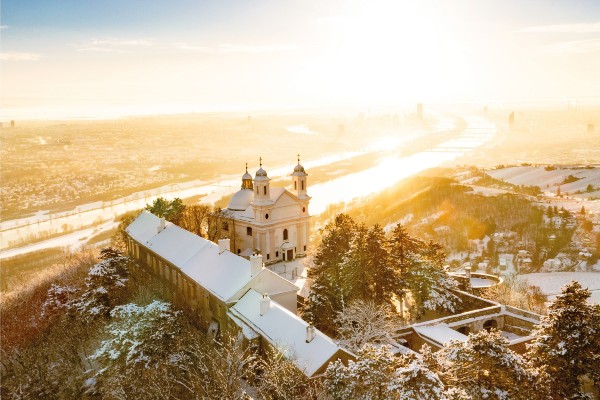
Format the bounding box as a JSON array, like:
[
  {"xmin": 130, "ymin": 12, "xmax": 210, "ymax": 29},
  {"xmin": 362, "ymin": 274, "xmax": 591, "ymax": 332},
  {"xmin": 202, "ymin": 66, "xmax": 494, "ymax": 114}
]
[{"xmin": 335, "ymin": 299, "xmax": 400, "ymax": 352}]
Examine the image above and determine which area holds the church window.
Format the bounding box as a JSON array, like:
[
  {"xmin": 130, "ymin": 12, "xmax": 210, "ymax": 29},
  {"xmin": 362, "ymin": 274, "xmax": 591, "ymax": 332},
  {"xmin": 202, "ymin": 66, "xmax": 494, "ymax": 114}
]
[
  {"xmin": 265, "ymin": 213, "xmax": 269, "ymax": 219},
  {"xmin": 276, "ymin": 251, "xmax": 279, "ymax": 257},
  {"xmin": 301, "ymin": 181, "xmax": 304, "ymax": 190},
  {"xmin": 263, "ymin": 186, "xmax": 267, "ymax": 195},
  {"xmin": 247, "ymin": 227, "xmax": 252, "ymax": 236},
  {"xmin": 283, "ymin": 229, "xmax": 288, "ymax": 240},
  {"xmin": 304, "ymin": 245, "xmax": 306, "ymax": 251},
  {"xmin": 267, "ymin": 254, "xmax": 270, "ymax": 260},
  {"xmin": 294, "ymin": 181, "xmax": 297, "ymax": 190},
  {"xmin": 302, "ymin": 206, "xmax": 306, "ymax": 213}
]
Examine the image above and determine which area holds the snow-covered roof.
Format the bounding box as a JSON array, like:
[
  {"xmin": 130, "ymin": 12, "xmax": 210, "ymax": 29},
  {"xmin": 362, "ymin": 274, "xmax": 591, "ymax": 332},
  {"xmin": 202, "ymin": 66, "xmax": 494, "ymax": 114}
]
[
  {"xmin": 126, "ymin": 211, "xmax": 254, "ymax": 301},
  {"xmin": 269, "ymin": 187, "xmax": 286, "ymax": 202},
  {"xmin": 413, "ymin": 324, "xmax": 468, "ymax": 347},
  {"xmin": 231, "ymin": 289, "xmax": 349, "ymax": 377},
  {"xmin": 125, "ymin": 210, "xmax": 163, "ymax": 244},
  {"xmin": 227, "ymin": 188, "xmax": 254, "ymax": 211}
]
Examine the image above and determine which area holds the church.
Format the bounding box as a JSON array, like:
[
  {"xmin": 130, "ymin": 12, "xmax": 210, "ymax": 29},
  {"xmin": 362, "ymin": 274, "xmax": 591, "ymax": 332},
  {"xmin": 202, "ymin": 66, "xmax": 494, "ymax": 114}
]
[{"xmin": 223, "ymin": 156, "xmax": 311, "ymax": 265}]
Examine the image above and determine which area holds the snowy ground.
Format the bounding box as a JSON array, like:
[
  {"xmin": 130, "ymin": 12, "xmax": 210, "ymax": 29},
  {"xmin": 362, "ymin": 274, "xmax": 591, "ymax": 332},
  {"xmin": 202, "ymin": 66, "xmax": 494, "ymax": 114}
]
[
  {"xmin": 520, "ymin": 272, "xmax": 600, "ymax": 304},
  {"xmin": 487, "ymin": 166, "xmax": 600, "ymax": 197}
]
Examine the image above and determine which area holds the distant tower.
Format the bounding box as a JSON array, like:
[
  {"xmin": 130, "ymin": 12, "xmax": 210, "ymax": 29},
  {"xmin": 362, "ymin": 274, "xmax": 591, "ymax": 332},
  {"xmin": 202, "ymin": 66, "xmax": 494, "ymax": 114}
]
[
  {"xmin": 508, "ymin": 112, "xmax": 515, "ymax": 131},
  {"xmin": 10, "ymin": 120, "xmax": 15, "ymax": 128},
  {"xmin": 417, "ymin": 103, "xmax": 423, "ymax": 121},
  {"xmin": 291, "ymin": 154, "xmax": 308, "ymax": 199}
]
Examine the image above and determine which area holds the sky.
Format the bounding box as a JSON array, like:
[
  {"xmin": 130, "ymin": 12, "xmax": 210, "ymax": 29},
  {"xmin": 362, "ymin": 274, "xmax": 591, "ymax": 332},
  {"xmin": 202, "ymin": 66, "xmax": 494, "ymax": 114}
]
[{"xmin": 1, "ymin": 0, "xmax": 600, "ymax": 119}]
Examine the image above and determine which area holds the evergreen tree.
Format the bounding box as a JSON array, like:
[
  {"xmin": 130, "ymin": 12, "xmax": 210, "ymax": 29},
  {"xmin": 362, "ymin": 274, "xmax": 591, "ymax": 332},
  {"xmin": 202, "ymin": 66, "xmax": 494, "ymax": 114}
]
[
  {"xmin": 366, "ymin": 224, "xmax": 396, "ymax": 305},
  {"xmin": 303, "ymin": 214, "xmax": 356, "ymax": 331},
  {"xmin": 406, "ymin": 241, "xmax": 461, "ymax": 316},
  {"xmin": 325, "ymin": 344, "xmax": 401, "ymax": 400},
  {"xmin": 145, "ymin": 197, "xmax": 185, "ymax": 224},
  {"xmin": 526, "ymin": 281, "xmax": 600, "ymax": 399},
  {"xmin": 440, "ymin": 330, "xmax": 538, "ymax": 400},
  {"xmin": 343, "ymin": 223, "xmax": 371, "ymax": 302},
  {"xmin": 326, "ymin": 344, "xmax": 450, "ymax": 400}
]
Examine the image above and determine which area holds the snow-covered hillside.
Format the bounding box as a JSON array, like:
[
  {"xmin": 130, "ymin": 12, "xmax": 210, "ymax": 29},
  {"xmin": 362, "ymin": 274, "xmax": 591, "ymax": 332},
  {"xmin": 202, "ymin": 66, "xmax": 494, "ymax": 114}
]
[
  {"xmin": 520, "ymin": 272, "xmax": 600, "ymax": 304},
  {"xmin": 487, "ymin": 166, "xmax": 600, "ymax": 197}
]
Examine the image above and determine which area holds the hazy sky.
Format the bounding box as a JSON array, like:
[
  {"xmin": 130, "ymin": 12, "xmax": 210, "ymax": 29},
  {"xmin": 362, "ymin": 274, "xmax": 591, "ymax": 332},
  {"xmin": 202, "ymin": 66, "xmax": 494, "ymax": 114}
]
[{"xmin": 1, "ymin": 0, "xmax": 600, "ymax": 118}]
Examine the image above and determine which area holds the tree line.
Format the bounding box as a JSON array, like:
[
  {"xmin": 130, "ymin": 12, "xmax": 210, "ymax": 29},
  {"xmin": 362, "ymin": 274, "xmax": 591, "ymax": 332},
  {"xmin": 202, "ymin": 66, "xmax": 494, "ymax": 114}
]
[{"xmin": 302, "ymin": 213, "xmax": 461, "ymax": 333}]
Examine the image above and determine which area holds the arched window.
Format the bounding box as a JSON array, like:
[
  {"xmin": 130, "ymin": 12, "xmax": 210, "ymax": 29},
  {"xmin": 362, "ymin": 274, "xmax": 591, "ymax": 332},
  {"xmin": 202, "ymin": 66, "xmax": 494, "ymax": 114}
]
[
  {"xmin": 283, "ymin": 229, "xmax": 288, "ymax": 241},
  {"xmin": 263, "ymin": 186, "xmax": 267, "ymax": 195},
  {"xmin": 301, "ymin": 181, "xmax": 304, "ymax": 190},
  {"xmin": 294, "ymin": 181, "xmax": 297, "ymax": 190}
]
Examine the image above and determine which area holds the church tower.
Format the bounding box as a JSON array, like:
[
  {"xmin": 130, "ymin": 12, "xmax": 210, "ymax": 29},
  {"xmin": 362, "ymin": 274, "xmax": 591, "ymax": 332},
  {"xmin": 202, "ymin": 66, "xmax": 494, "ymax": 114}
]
[
  {"xmin": 241, "ymin": 163, "xmax": 253, "ymax": 190},
  {"xmin": 253, "ymin": 157, "xmax": 272, "ymax": 205},
  {"xmin": 291, "ymin": 154, "xmax": 308, "ymax": 199}
]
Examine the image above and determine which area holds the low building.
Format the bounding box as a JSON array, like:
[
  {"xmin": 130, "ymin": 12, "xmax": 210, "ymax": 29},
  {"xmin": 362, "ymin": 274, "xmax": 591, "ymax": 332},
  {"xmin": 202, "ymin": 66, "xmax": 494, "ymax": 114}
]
[{"xmin": 125, "ymin": 210, "xmax": 352, "ymax": 377}]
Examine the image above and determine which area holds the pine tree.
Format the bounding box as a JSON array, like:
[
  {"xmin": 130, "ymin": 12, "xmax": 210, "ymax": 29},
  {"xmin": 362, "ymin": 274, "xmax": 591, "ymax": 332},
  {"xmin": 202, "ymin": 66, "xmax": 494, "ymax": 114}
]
[
  {"xmin": 366, "ymin": 224, "xmax": 396, "ymax": 305},
  {"xmin": 303, "ymin": 214, "xmax": 356, "ymax": 331},
  {"xmin": 325, "ymin": 344, "xmax": 401, "ymax": 400},
  {"xmin": 440, "ymin": 330, "xmax": 537, "ymax": 400},
  {"xmin": 406, "ymin": 241, "xmax": 461, "ymax": 316},
  {"xmin": 343, "ymin": 223, "xmax": 371, "ymax": 302},
  {"xmin": 526, "ymin": 281, "xmax": 600, "ymax": 399}
]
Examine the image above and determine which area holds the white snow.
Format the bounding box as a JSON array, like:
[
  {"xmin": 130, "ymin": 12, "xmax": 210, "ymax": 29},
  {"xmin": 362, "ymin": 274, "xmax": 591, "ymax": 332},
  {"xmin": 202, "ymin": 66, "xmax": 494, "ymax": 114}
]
[
  {"xmin": 470, "ymin": 277, "xmax": 497, "ymax": 288},
  {"xmin": 413, "ymin": 324, "xmax": 468, "ymax": 347},
  {"xmin": 487, "ymin": 166, "xmax": 600, "ymax": 195},
  {"xmin": 520, "ymin": 272, "xmax": 600, "ymax": 304},
  {"xmin": 230, "ymin": 289, "xmax": 349, "ymax": 377}
]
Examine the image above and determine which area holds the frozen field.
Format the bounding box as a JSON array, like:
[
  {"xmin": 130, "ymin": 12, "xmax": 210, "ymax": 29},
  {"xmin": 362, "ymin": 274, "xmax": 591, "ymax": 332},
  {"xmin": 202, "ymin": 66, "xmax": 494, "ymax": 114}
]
[
  {"xmin": 520, "ymin": 272, "xmax": 600, "ymax": 304},
  {"xmin": 487, "ymin": 166, "xmax": 600, "ymax": 196}
]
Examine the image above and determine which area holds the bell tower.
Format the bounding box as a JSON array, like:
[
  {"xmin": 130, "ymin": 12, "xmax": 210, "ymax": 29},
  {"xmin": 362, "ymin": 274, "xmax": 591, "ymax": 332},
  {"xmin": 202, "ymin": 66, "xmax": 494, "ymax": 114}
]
[
  {"xmin": 253, "ymin": 157, "xmax": 272, "ymax": 204},
  {"xmin": 241, "ymin": 163, "xmax": 253, "ymax": 190},
  {"xmin": 291, "ymin": 154, "xmax": 308, "ymax": 199}
]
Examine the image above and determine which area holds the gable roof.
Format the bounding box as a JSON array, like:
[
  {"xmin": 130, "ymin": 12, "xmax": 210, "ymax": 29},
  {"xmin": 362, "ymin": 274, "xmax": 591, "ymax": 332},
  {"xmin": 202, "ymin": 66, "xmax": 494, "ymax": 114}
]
[
  {"xmin": 230, "ymin": 268, "xmax": 299, "ymax": 302},
  {"xmin": 126, "ymin": 211, "xmax": 251, "ymax": 301},
  {"xmin": 230, "ymin": 289, "xmax": 351, "ymax": 377}
]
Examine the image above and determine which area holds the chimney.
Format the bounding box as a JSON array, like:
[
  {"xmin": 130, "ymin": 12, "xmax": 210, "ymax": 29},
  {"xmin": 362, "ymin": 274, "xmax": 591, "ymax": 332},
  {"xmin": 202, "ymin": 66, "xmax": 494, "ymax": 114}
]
[
  {"xmin": 306, "ymin": 324, "xmax": 316, "ymax": 343},
  {"xmin": 250, "ymin": 254, "xmax": 263, "ymax": 277},
  {"xmin": 260, "ymin": 293, "xmax": 270, "ymax": 316},
  {"xmin": 218, "ymin": 238, "xmax": 230, "ymax": 254},
  {"xmin": 157, "ymin": 218, "xmax": 166, "ymax": 233}
]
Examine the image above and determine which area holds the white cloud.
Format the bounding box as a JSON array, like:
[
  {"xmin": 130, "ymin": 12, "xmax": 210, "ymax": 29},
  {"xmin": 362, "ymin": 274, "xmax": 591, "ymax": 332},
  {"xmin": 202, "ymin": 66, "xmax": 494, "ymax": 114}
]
[
  {"xmin": 0, "ymin": 25, "xmax": 8, "ymax": 30},
  {"xmin": 175, "ymin": 42, "xmax": 296, "ymax": 54},
  {"xmin": 0, "ymin": 51, "xmax": 42, "ymax": 61},
  {"xmin": 520, "ymin": 21, "xmax": 600, "ymax": 33},
  {"xmin": 75, "ymin": 37, "xmax": 153, "ymax": 52},
  {"xmin": 541, "ymin": 38, "xmax": 600, "ymax": 54}
]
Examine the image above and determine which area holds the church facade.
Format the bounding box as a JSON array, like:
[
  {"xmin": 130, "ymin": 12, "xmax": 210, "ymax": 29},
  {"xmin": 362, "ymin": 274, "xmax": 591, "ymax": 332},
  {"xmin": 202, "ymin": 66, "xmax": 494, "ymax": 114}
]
[{"xmin": 223, "ymin": 157, "xmax": 310, "ymax": 265}]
